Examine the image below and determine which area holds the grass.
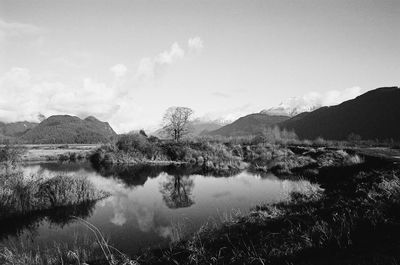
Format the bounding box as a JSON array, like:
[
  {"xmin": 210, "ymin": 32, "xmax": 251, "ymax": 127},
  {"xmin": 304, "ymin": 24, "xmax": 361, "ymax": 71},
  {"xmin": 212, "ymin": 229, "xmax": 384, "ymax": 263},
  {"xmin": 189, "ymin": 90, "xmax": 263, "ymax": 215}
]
[
  {"xmin": 3, "ymin": 138, "xmax": 400, "ymax": 264},
  {"xmin": 90, "ymin": 132, "xmax": 380, "ymax": 178},
  {"xmin": 134, "ymin": 162, "xmax": 400, "ymax": 265},
  {"xmin": 91, "ymin": 135, "xmax": 247, "ymax": 174},
  {"xmin": 0, "ymin": 218, "xmax": 137, "ymax": 265},
  {"xmin": 0, "ymin": 171, "xmax": 109, "ymax": 221}
]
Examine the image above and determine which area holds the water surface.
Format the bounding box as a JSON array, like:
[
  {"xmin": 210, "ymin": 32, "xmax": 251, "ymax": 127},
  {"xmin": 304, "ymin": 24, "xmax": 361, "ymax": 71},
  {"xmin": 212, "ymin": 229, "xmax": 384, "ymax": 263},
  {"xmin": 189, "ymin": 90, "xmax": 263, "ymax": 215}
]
[{"xmin": 0, "ymin": 162, "xmax": 320, "ymax": 256}]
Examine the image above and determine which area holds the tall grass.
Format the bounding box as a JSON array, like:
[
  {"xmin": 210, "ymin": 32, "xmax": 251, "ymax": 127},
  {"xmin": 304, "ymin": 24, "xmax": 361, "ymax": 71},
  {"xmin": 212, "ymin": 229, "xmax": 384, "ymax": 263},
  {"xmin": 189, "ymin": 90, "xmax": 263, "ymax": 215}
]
[
  {"xmin": 136, "ymin": 168, "xmax": 400, "ymax": 265},
  {"xmin": 0, "ymin": 171, "xmax": 109, "ymax": 220},
  {"xmin": 0, "ymin": 219, "xmax": 138, "ymax": 265}
]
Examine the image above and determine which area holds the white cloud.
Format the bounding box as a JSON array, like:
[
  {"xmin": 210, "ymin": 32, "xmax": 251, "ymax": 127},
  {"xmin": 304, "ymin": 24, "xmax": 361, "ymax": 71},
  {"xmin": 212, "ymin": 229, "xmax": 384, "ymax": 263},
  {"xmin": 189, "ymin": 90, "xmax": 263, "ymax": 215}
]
[
  {"xmin": 0, "ymin": 67, "xmax": 119, "ymax": 123},
  {"xmin": 156, "ymin": 42, "xmax": 185, "ymax": 64},
  {"xmin": 264, "ymin": 87, "xmax": 366, "ymax": 116},
  {"xmin": 201, "ymin": 104, "xmax": 259, "ymax": 123},
  {"xmin": 0, "ymin": 19, "xmax": 44, "ymax": 43},
  {"xmin": 188, "ymin": 36, "xmax": 204, "ymax": 53},
  {"xmin": 0, "ymin": 37, "xmax": 204, "ymax": 133},
  {"xmin": 135, "ymin": 42, "xmax": 186, "ymax": 80},
  {"xmin": 110, "ymin": 64, "xmax": 128, "ymax": 78},
  {"xmin": 290, "ymin": 86, "xmax": 364, "ymax": 109}
]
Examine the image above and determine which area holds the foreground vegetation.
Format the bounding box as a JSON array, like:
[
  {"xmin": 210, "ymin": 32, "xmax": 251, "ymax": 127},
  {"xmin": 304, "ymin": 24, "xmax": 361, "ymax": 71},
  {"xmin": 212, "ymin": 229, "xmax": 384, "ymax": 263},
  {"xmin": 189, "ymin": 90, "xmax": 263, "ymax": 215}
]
[
  {"xmin": 0, "ymin": 171, "xmax": 109, "ymax": 221},
  {"xmin": 1, "ymin": 135, "xmax": 400, "ymax": 264},
  {"xmin": 136, "ymin": 163, "xmax": 400, "ymax": 264},
  {"xmin": 90, "ymin": 133, "xmax": 248, "ymax": 174},
  {"xmin": 90, "ymin": 129, "xmax": 370, "ymax": 177}
]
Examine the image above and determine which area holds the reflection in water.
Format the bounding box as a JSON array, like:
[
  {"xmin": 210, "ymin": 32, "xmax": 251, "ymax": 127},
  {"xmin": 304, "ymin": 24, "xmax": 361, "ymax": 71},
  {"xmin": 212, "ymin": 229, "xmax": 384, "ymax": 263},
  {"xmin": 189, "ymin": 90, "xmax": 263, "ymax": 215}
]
[
  {"xmin": 160, "ymin": 175, "xmax": 195, "ymax": 209},
  {"xmin": 0, "ymin": 201, "xmax": 96, "ymax": 241},
  {"xmin": 0, "ymin": 162, "xmax": 322, "ymax": 256}
]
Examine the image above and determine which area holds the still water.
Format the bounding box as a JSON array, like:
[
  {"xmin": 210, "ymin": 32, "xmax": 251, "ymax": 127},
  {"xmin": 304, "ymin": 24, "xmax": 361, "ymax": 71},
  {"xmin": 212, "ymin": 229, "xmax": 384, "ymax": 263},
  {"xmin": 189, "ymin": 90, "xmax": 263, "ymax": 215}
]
[{"xmin": 0, "ymin": 162, "xmax": 320, "ymax": 256}]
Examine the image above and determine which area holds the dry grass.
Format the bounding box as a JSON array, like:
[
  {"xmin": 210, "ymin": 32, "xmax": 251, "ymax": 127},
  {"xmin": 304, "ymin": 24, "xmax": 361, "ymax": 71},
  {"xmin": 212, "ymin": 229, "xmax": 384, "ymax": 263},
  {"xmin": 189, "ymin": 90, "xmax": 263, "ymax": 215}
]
[{"xmin": 0, "ymin": 171, "xmax": 109, "ymax": 220}]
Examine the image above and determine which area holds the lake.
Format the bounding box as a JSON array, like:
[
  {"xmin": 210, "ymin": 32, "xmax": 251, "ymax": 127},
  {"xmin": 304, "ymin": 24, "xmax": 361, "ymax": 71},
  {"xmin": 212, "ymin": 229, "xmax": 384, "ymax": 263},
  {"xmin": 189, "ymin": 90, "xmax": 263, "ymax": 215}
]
[{"xmin": 0, "ymin": 162, "xmax": 321, "ymax": 256}]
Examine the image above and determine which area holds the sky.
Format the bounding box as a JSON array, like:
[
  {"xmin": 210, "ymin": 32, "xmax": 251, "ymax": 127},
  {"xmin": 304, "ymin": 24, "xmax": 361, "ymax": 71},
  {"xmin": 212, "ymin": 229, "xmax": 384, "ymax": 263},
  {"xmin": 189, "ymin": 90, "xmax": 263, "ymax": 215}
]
[{"xmin": 0, "ymin": 0, "xmax": 399, "ymax": 133}]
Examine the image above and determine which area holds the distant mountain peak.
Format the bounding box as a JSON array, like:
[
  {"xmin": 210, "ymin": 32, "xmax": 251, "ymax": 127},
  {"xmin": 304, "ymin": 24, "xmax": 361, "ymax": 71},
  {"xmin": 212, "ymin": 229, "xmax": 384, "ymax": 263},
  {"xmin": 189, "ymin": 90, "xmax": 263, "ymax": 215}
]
[
  {"xmin": 261, "ymin": 99, "xmax": 322, "ymax": 117},
  {"xmin": 205, "ymin": 113, "xmax": 290, "ymax": 137}
]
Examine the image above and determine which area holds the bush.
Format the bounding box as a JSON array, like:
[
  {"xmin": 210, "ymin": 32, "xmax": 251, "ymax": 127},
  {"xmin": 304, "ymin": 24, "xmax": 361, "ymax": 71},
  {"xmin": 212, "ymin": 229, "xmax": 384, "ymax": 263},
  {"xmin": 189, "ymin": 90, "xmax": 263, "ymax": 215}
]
[
  {"xmin": 0, "ymin": 144, "xmax": 26, "ymax": 168},
  {"xmin": 116, "ymin": 133, "xmax": 158, "ymax": 159}
]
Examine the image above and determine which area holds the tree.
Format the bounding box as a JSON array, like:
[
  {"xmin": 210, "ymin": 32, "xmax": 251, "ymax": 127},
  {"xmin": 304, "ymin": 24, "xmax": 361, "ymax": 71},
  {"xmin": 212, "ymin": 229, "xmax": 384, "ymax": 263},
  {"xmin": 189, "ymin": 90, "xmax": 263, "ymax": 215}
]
[
  {"xmin": 160, "ymin": 175, "xmax": 194, "ymax": 209},
  {"xmin": 162, "ymin": 107, "xmax": 194, "ymax": 141}
]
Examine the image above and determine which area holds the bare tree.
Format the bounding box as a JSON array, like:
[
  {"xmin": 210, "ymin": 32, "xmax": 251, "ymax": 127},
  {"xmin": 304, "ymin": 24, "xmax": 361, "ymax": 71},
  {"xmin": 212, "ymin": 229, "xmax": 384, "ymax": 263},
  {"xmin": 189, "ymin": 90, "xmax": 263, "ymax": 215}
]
[
  {"xmin": 162, "ymin": 106, "xmax": 193, "ymax": 141},
  {"xmin": 160, "ymin": 175, "xmax": 194, "ymax": 209}
]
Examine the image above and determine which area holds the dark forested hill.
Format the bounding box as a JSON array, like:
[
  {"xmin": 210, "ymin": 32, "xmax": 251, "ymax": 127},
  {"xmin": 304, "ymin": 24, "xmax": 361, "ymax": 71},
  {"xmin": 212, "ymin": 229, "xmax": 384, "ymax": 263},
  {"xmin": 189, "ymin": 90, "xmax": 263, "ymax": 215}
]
[
  {"xmin": 206, "ymin": 113, "xmax": 290, "ymax": 137},
  {"xmin": 279, "ymin": 87, "xmax": 400, "ymax": 141},
  {"xmin": 0, "ymin": 121, "xmax": 38, "ymax": 137},
  {"xmin": 20, "ymin": 115, "xmax": 117, "ymax": 144}
]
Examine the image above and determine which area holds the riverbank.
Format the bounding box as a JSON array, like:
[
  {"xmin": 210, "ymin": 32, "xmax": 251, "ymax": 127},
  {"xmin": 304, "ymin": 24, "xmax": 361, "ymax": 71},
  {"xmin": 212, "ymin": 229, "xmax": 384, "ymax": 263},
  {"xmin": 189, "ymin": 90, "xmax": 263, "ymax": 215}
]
[
  {"xmin": 2, "ymin": 138, "xmax": 400, "ymax": 265},
  {"xmin": 136, "ymin": 156, "xmax": 400, "ymax": 265}
]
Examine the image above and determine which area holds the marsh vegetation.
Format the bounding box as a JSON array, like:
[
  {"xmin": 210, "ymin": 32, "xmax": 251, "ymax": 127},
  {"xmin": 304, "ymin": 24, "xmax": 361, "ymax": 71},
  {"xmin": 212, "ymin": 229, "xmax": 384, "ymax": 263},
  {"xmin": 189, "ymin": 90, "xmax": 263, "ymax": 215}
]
[{"xmin": 1, "ymin": 136, "xmax": 399, "ymax": 265}]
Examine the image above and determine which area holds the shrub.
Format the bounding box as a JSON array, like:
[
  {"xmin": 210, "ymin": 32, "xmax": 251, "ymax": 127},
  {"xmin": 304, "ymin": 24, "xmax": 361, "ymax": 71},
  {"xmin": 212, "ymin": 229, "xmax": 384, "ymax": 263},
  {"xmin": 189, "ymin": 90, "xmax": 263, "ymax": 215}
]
[
  {"xmin": 0, "ymin": 144, "xmax": 26, "ymax": 169},
  {"xmin": 0, "ymin": 172, "xmax": 108, "ymax": 220},
  {"xmin": 116, "ymin": 134, "xmax": 158, "ymax": 159}
]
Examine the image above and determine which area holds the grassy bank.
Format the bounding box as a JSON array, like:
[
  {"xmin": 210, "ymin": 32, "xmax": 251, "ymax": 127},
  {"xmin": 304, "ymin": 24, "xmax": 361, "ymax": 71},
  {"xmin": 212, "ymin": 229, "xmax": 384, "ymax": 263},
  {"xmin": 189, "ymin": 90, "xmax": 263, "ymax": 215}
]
[
  {"xmin": 90, "ymin": 134, "xmax": 248, "ymax": 174},
  {"xmin": 89, "ymin": 133, "xmax": 370, "ymax": 177},
  {"xmin": 2, "ymin": 139, "xmax": 400, "ymax": 264},
  {"xmin": 0, "ymin": 223, "xmax": 136, "ymax": 265},
  {"xmin": 0, "ymin": 171, "xmax": 109, "ymax": 221},
  {"xmin": 136, "ymin": 162, "xmax": 400, "ymax": 265}
]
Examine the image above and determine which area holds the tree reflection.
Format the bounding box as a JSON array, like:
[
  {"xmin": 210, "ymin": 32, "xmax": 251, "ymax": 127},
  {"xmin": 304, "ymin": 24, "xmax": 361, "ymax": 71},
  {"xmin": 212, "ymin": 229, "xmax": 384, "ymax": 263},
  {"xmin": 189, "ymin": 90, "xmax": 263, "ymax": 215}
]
[{"xmin": 160, "ymin": 175, "xmax": 194, "ymax": 209}]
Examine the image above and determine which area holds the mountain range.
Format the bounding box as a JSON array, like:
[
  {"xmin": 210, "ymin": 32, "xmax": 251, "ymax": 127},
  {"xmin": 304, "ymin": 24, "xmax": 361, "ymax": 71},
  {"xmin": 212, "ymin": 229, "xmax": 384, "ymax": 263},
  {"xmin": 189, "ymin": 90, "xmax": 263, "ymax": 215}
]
[
  {"xmin": 1, "ymin": 86, "xmax": 399, "ymax": 143},
  {"xmin": 0, "ymin": 115, "xmax": 116, "ymax": 144},
  {"xmin": 0, "ymin": 121, "xmax": 38, "ymax": 138},
  {"xmin": 207, "ymin": 86, "xmax": 400, "ymax": 141},
  {"xmin": 205, "ymin": 113, "xmax": 289, "ymax": 137},
  {"xmin": 279, "ymin": 87, "xmax": 400, "ymax": 140},
  {"xmin": 261, "ymin": 103, "xmax": 321, "ymax": 117}
]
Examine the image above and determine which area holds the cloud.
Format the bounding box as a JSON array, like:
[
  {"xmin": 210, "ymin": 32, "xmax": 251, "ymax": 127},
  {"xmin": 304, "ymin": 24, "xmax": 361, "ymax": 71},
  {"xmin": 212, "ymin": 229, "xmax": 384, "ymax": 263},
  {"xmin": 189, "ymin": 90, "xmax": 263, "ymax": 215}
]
[
  {"xmin": 0, "ymin": 37, "xmax": 204, "ymax": 133},
  {"xmin": 188, "ymin": 36, "xmax": 204, "ymax": 53},
  {"xmin": 157, "ymin": 42, "xmax": 185, "ymax": 64},
  {"xmin": 201, "ymin": 104, "xmax": 259, "ymax": 123},
  {"xmin": 211, "ymin": 91, "xmax": 230, "ymax": 98},
  {"xmin": 0, "ymin": 67, "xmax": 119, "ymax": 123},
  {"xmin": 134, "ymin": 37, "xmax": 203, "ymax": 81},
  {"xmin": 264, "ymin": 87, "xmax": 366, "ymax": 116},
  {"xmin": 135, "ymin": 42, "xmax": 185, "ymax": 80},
  {"xmin": 288, "ymin": 86, "xmax": 364, "ymax": 109},
  {"xmin": 52, "ymin": 51, "xmax": 92, "ymax": 69},
  {"xmin": 0, "ymin": 19, "xmax": 44, "ymax": 43},
  {"xmin": 110, "ymin": 64, "xmax": 128, "ymax": 78}
]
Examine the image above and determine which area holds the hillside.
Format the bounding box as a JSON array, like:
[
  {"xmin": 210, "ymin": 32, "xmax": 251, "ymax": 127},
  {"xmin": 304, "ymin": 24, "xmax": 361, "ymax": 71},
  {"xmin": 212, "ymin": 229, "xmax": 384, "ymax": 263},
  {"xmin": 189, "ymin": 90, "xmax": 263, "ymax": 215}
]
[
  {"xmin": 152, "ymin": 119, "xmax": 226, "ymax": 138},
  {"xmin": 20, "ymin": 115, "xmax": 117, "ymax": 144},
  {"xmin": 0, "ymin": 121, "xmax": 38, "ymax": 137},
  {"xmin": 206, "ymin": 113, "xmax": 290, "ymax": 137},
  {"xmin": 190, "ymin": 119, "xmax": 227, "ymax": 135},
  {"xmin": 279, "ymin": 87, "xmax": 400, "ymax": 141}
]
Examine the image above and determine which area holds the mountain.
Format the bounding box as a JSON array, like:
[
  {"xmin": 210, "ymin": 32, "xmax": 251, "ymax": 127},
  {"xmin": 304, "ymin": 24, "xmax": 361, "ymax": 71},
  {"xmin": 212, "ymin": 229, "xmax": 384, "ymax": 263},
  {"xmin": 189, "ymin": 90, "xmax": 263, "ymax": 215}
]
[
  {"xmin": 261, "ymin": 104, "xmax": 320, "ymax": 117},
  {"xmin": 205, "ymin": 113, "xmax": 290, "ymax": 137},
  {"xmin": 190, "ymin": 119, "xmax": 227, "ymax": 135},
  {"xmin": 279, "ymin": 87, "xmax": 400, "ymax": 140},
  {"xmin": 20, "ymin": 115, "xmax": 117, "ymax": 144},
  {"xmin": 261, "ymin": 99, "xmax": 321, "ymax": 117},
  {"xmin": 151, "ymin": 119, "xmax": 227, "ymax": 138},
  {"xmin": 0, "ymin": 121, "xmax": 38, "ymax": 137}
]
